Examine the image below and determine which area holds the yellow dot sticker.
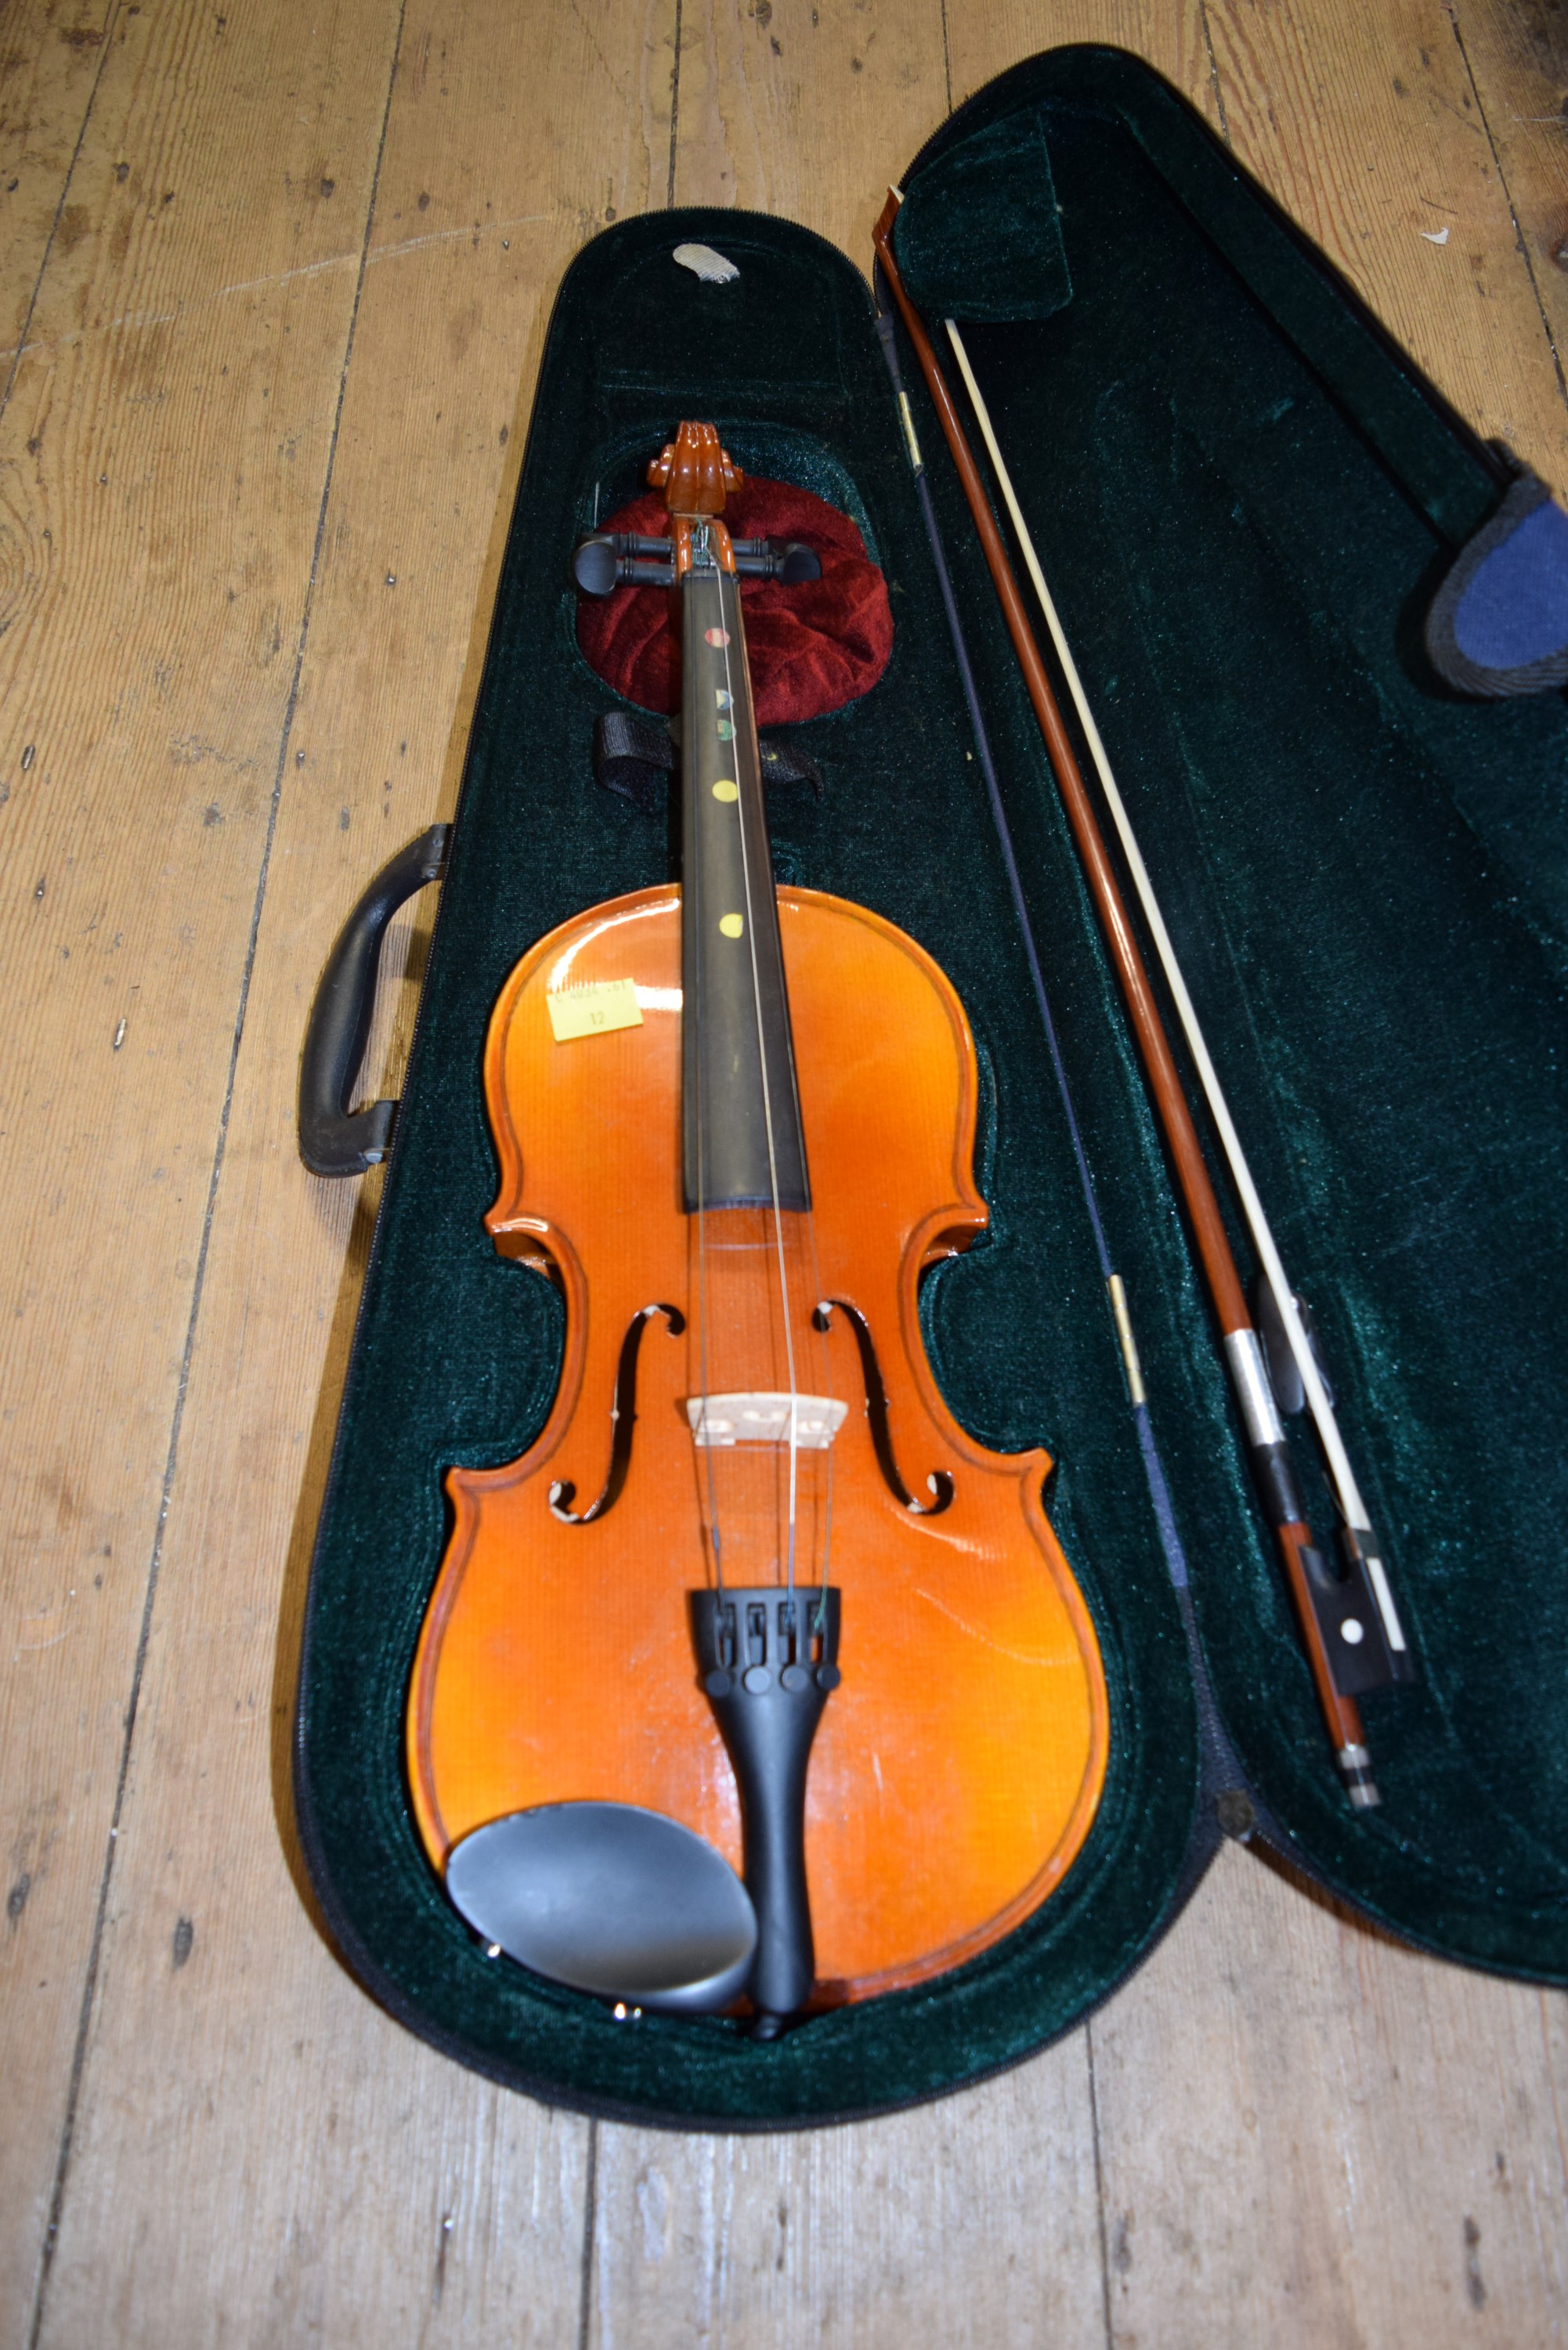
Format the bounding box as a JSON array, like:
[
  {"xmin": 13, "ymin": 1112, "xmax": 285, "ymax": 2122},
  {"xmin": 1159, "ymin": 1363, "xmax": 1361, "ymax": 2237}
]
[
  {"xmin": 547, "ymin": 979, "xmax": 644, "ymax": 1043},
  {"xmin": 718, "ymin": 913, "xmax": 744, "ymax": 939},
  {"xmin": 711, "ymin": 779, "xmax": 739, "ymax": 802}
]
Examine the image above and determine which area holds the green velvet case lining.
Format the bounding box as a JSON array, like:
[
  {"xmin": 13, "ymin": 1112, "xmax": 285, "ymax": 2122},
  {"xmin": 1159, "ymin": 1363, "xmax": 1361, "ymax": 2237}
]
[{"xmin": 295, "ymin": 47, "xmax": 1568, "ymax": 2130}]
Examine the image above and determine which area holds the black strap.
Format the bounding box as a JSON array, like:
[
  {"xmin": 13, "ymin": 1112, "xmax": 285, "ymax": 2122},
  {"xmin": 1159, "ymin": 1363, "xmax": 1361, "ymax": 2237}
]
[
  {"xmin": 298, "ymin": 825, "xmax": 450, "ymax": 1177},
  {"xmin": 594, "ymin": 712, "xmax": 822, "ymax": 814}
]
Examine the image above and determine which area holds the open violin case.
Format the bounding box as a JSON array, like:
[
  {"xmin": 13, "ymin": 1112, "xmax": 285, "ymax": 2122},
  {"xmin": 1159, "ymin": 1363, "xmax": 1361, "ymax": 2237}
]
[{"xmin": 294, "ymin": 46, "xmax": 1568, "ymax": 2128}]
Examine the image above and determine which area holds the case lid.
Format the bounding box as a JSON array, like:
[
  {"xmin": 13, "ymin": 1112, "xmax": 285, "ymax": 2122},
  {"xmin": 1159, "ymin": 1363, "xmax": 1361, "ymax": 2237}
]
[{"xmin": 892, "ymin": 45, "xmax": 1568, "ymax": 1976}]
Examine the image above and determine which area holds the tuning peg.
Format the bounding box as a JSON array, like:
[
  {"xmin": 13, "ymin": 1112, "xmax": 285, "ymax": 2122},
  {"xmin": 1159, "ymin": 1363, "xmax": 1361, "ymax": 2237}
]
[
  {"xmin": 730, "ymin": 539, "xmax": 822, "ymax": 584},
  {"xmin": 573, "ymin": 532, "xmax": 818, "ymax": 595},
  {"xmin": 572, "ymin": 533, "xmax": 677, "ymax": 595}
]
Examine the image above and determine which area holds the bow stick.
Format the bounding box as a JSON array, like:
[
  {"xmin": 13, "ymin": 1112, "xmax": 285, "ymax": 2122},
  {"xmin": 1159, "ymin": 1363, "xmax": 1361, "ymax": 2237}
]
[
  {"xmin": 873, "ymin": 191, "xmax": 1412, "ymax": 1809},
  {"xmin": 870, "ymin": 279, "xmax": 1197, "ymax": 1626}
]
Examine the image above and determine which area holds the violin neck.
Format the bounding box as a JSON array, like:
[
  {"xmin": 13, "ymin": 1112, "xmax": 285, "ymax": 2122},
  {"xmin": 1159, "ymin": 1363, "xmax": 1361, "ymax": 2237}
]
[{"xmin": 680, "ymin": 534, "xmax": 809, "ymax": 1213}]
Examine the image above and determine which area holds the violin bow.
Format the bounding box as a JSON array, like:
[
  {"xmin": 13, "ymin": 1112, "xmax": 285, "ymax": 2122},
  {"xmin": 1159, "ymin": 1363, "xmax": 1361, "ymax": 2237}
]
[
  {"xmin": 869, "ymin": 279, "xmax": 1196, "ymax": 1622},
  {"xmin": 873, "ymin": 192, "xmax": 1413, "ymax": 1809}
]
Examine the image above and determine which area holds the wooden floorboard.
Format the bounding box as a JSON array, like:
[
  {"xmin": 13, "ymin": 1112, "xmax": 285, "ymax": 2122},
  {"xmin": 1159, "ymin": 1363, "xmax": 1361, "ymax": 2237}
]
[
  {"xmin": 1093, "ymin": 1847, "xmax": 1568, "ymax": 2345},
  {"xmin": 1450, "ymin": 0, "xmax": 1568, "ymax": 460},
  {"xmin": 1199, "ymin": 0, "xmax": 1568, "ymax": 497},
  {"xmin": 23, "ymin": 0, "xmax": 667, "ymax": 2341},
  {"xmin": 587, "ymin": 2044, "xmax": 1105, "ymax": 2349},
  {"xmin": 669, "ymin": 0, "xmax": 951, "ymax": 262},
  {"xmin": 0, "ymin": 0, "xmax": 118, "ymax": 358},
  {"xmin": 0, "ymin": 0, "xmax": 1563, "ymax": 2340},
  {"xmin": 0, "ymin": 0, "xmax": 409, "ymax": 2333}
]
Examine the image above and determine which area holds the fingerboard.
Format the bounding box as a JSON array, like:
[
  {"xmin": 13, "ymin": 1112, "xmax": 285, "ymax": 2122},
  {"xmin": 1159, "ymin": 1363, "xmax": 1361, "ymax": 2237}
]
[{"xmin": 680, "ymin": 543, "xmax": 810, "ymax": 1212}]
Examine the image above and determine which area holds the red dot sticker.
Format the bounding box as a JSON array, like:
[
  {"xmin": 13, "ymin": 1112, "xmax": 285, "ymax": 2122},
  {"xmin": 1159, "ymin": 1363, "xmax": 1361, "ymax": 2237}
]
[{"xmin": 705, "ymin": 627, "xmax": 731, "ymax": 648}]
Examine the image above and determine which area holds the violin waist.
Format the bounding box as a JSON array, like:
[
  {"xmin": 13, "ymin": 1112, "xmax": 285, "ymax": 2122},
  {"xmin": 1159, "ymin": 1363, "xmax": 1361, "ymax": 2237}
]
[{"xmin": 406, "ymin": 884, "xmax": 1108, "ymax": 2001}]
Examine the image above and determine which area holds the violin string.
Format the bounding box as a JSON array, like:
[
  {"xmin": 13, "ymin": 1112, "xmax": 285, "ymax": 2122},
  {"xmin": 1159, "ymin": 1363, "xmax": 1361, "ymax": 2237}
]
[
  {"xmin": 803, "ymin": 1213, "xmax": 835, "ymax": 1629},
  {"xmin": 755, "ymin": 710, "xmax": 840, "ymax": 1624},
  {"xmin": 695, "ymin": 1119, "xmax": 725, "ymax": 1607},
  {"xmin": 779, "ymin": 791, "xmax": 838, "ymax": 1626},
  {"xmin": 768, "ymin": 683, "xmax": 837, "ymax": 1622},
  {"xmin": 689, "ymin": 556, "xmax": 725, "ymax": 1606},
  {"xmin": 717, "ymin": 561, "xmax": 803, "ymax": 1606}
]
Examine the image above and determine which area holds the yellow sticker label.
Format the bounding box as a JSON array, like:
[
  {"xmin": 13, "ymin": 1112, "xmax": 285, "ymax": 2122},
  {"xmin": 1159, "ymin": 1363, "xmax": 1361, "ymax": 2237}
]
[
  {"xmin": 712, "ymin": 778, "xmax": 739, "ymax": 802},
  {"xmin": 718, "ymin": 913, "xmax": 744, "ymax": 939},
  {"xmin": 547, "ymin": 979, "xmax": 644, "ymax": 1043}
]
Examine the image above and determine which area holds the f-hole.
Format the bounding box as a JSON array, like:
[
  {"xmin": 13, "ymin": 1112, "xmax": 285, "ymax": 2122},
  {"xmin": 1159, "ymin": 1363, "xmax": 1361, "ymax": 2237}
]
[
  {"xmin": 550, "ymin": 1302, "xmax": 685, "ymax": 1524},
  {"xmin": 813, "ymin": 1300, "xmax": 954, "ymax": 1517}
]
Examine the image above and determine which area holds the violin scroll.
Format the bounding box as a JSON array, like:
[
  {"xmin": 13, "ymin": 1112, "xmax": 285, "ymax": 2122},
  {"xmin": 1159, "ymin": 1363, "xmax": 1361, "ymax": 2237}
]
[
  {"xmin": 648, "ymin": 420, "xmax": 743, "ymax": 512},
  {"xmin": 573, "ymin": 422, "xmax": 822, "ymax": 598}
]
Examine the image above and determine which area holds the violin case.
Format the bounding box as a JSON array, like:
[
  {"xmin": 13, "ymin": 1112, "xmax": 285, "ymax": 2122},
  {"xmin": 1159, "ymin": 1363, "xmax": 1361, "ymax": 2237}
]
[{"xmin": 293, "ymin": 45, "xmax": 1568, "ymax": 2128}]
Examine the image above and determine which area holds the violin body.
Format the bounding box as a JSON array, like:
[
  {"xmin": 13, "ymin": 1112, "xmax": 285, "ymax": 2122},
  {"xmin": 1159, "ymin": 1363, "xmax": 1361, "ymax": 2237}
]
[{"xmin": 407, "ymin": 879, "xmax": 1108, "ymax": 2000}]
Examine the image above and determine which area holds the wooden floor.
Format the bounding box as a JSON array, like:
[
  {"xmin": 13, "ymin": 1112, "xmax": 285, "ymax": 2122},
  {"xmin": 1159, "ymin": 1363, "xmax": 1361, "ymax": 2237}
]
[{"xmin": 2, "ymin": 0, "xmax": 1565, "ymax": 2341}]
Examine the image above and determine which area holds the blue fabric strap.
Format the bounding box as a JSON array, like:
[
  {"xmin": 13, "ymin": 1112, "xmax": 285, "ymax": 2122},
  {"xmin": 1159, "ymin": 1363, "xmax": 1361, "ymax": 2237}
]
[{"xmin": 1425, "ymin": 468, "xmax": 1568, "ymax": 697}]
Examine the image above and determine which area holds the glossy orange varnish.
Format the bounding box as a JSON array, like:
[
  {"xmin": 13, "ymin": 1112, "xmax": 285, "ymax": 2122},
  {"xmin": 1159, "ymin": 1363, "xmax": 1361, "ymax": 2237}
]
[{"xmin": 407, "ymin": 885, "xmax": 1109, "ymax": 1999}]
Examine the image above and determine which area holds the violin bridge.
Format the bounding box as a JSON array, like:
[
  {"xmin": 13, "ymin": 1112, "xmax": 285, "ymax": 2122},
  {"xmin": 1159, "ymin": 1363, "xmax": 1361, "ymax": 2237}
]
[{"xmin": 685, "ymin": 1393, "xmax": 847, "ymax": 1449}]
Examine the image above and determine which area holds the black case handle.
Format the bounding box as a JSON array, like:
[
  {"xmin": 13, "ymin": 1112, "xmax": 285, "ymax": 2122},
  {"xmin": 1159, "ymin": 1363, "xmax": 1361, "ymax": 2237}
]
[{"xmin": 298, "ymin": 824, "xmax": 450, "ymax": 1177}]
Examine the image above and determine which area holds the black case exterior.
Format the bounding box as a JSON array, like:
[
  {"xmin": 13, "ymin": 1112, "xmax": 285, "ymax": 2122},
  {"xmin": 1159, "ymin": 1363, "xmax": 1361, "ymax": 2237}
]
[{"xmin": 294, "ymin": 49, "xmax": 1568, "ymax": 2129}]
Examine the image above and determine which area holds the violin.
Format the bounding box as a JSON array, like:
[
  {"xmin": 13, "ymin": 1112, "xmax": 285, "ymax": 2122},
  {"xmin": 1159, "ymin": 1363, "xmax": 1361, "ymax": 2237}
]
[{"xmin": 406, "ymin": 423, "xmax": 1107, "ymax": 2032}]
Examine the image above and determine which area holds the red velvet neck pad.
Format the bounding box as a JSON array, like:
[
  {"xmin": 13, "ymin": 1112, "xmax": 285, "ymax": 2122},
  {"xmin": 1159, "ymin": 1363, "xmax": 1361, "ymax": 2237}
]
[{"xmin": 576, "ymin": 476, "xmax": 894, "ymax": 727}]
